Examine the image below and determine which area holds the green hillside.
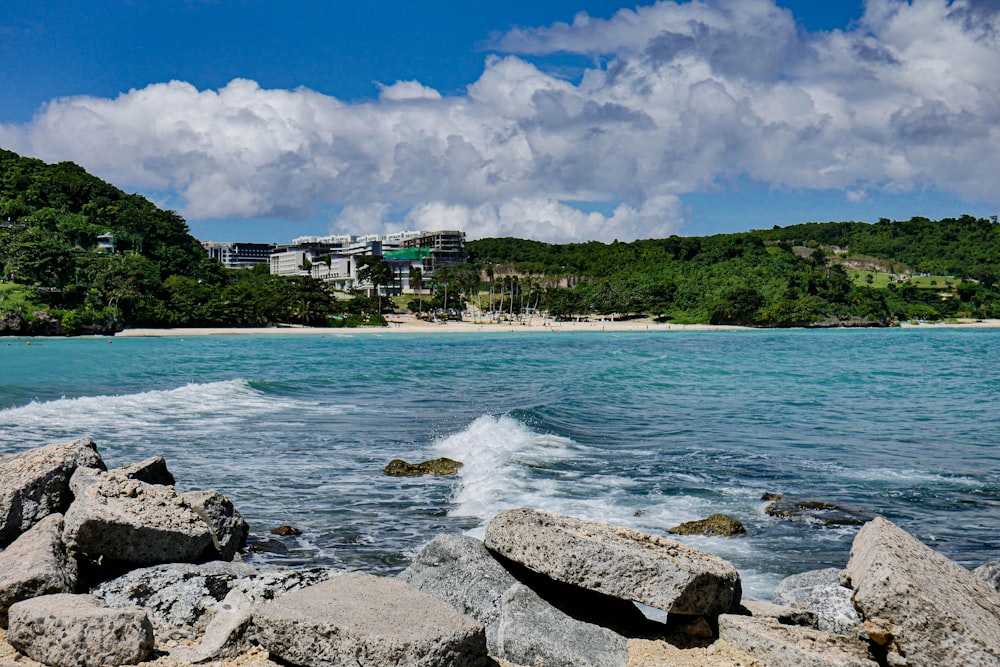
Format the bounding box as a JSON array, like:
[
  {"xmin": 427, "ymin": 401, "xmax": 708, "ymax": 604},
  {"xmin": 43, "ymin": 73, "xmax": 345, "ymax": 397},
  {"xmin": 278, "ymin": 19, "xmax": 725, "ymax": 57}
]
[
  {"xmin": 3, "ymin": 147, "xmax": 998, "ymax": 333},
  {"xmin": 0, "ymin": 148, "xmax": 379, "ymax": 334},
  {"xmin": 466, "ymin": 216, "xmax": 1000, "ymax": 325}
]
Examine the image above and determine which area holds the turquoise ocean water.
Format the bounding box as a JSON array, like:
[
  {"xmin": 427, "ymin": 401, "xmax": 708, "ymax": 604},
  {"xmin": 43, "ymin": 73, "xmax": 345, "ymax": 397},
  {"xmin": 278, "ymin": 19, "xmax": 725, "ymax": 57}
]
[{"xmin": 1, "ymin": 328, "xmax": 998, "ymax": 598}]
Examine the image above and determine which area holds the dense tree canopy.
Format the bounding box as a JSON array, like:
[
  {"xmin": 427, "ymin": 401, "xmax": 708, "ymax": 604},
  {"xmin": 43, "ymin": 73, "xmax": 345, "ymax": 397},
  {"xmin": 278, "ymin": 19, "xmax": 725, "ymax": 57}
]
[
  {"xmin": 0, "ymin": 149, "xmax": 382, "ymax": 333},
  {"xmin": 468, "ymin": 217, "xmax": 1000, "ymax": 325},
  {"xmin": 3, "ymin": 148, "xmax": 998, "ymax": 333}
]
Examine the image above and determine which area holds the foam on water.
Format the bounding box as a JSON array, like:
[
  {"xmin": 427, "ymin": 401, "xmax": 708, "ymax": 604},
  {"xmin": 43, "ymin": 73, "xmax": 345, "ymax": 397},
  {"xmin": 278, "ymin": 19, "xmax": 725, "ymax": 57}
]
[
  {"xmin": 2, "ymin": 330, "xmax": 998, "ymax": 600},
  {"xmin": 432, "ymin": 414, "xmax": 752, "ymax": 537},
  {"xmin": 432, "ymin": 414, "xmax": 583, "ymax": 526},
  {"xmin": 0, "ymin": 379, "xmax": 325, "ymax": 457}
]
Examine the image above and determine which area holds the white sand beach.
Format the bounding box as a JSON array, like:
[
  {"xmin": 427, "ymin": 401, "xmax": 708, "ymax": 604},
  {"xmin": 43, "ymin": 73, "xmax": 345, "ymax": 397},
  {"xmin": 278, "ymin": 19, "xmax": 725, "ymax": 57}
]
[{"xmin": 114, "ymin": 316, "xmax": 1000, "ymax": 337}]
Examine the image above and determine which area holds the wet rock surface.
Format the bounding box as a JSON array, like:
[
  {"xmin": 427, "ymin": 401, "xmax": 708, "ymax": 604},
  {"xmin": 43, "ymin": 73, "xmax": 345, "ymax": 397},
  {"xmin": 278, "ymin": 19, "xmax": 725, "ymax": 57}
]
[
  {"xmin": 669, "ymin": 514, "xmax": 747, "ymax": 537},
  {"xmin": 384, "ymin": 457, "xmax": 464, "ymax": 476}
]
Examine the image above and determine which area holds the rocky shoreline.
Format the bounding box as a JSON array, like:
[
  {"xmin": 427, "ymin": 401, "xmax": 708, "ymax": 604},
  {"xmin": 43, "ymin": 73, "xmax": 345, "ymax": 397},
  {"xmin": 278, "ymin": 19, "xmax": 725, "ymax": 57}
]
[{"xmin": 1, "ymin": 439, "xmax": 998, "ymax": 666}]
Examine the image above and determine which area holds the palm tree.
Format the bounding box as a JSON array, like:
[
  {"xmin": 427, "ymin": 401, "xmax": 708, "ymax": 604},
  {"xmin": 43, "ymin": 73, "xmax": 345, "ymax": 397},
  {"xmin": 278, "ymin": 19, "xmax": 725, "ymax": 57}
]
[
  {"xmin": 358, "ymin": 258, "xmax": 393, "ymax": 314},
  {"xmin": 410, "ymin": 265, "xmax": 423, "ymax": 316},
  {"xmin": 510, "ymin": 275, "xmax": 519, "ymax": 320},
  {"xmin": 486, "ymin": 263, "xmax": 496, "ymax": 320},
  {"xmin": 497, "ymin": 275, "xmax": 507, "ymax": 321},
  {"xmin": 459, "ymin": 270, "xmax": 480, "ymax": 321}
]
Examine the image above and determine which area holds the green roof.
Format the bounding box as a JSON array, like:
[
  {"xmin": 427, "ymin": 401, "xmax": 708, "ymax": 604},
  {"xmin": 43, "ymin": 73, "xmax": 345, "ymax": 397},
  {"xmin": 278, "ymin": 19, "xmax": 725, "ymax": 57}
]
[{"xmin": 384, "ymin": 247, "xmax": 430, "ymax": 261}]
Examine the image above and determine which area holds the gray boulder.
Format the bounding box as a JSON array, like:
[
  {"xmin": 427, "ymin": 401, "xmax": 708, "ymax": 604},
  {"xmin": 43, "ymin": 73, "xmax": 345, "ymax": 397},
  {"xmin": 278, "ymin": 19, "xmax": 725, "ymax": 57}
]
[
  {"xmin": 772, "ymin": 568, "xmax": 862, "ymax": 635},
  {"xmin": 483, "ymin": 508, "xmax": 742, "ymax": 615},
  {"xmin": 844, "ymin": 516, "xmax": 1000, "ymax": 666},
  {"xmin": 7, "ymin": 593, "xmax": 153, "ymax": 667},
  {"xmin": 740, "ymin": 599, "xmax": 818, "ymax": 627},
  {"xmin": 252, "ymin": 572, "xmax": 488, "ymax": 667},
  {"xmin": 973, "ymin": 560, "xmax": 1000, "ymax": 593},
  {"xmin": 718, "ymin": 614, "xmax": 878, "ymax": 667},
  {"xmin": 0, "ymin": 438, "xmax": 105, "ymax": 546},
  {"xmin": 180, "ymin": 490, "xmax": 248, "ymax": 561},
  {"xmin": 495, "ymin": 583, "xmax": 628, "ymax": 667},
  {"xmin": 93, "ymin": 560, "xmax": 338, "ymax": 632},
  {"xmin": 399, "ymin": 534, "xmax": 631, "ymax": 666},
  {"xmin": 118, "ymin": 455, "xmax": 176, "ymax": 486},
  {"xmin": 398, "ymin": 534, "xmax": 518, "ymax": 651},
  {"xmin": 63, "ymin": 471, "xmax": 214, "ymax": 565},
  {"xmin": 0, "ymin": 513, "xmax": 77, "ymax": 627}
]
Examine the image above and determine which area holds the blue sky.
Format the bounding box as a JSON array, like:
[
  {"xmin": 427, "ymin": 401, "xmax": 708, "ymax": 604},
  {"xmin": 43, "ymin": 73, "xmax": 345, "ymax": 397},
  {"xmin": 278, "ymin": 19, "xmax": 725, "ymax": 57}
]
[{"xmin": 1, "ymin": 0, "xmax": 997, "ymax": 243}]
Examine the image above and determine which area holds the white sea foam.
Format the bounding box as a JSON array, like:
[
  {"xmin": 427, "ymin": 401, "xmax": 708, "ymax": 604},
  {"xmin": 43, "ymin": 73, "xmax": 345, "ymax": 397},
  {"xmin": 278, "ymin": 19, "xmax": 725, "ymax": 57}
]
[
  {"xmin": 0, "ymin": 379, "xmax": 327, "ymax": 452},
  {"xmin": 433, "ymin": 414, "xmax": 738, "ymax": 535},
  {"xmin": 432, "ymin": 414, "xmax": 583, "ymax": 527},
  {"xmin": 430, "ymin": 413, "xmax": 783, "ymax": 597}
]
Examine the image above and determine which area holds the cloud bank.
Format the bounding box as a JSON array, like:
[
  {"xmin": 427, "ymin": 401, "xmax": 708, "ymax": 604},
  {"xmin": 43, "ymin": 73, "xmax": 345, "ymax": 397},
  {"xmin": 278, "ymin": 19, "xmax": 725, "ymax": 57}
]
[{"xmin": 3, "ymin": 0, "xmax": 1000, "ymax": 241}]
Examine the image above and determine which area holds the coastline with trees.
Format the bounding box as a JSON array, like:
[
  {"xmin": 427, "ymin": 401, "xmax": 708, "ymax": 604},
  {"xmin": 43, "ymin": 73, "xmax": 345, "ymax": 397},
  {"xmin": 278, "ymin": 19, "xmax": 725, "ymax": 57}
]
[{"xmin": 2, "ymin": 148, "xmax": 1000, "ymax": 336}]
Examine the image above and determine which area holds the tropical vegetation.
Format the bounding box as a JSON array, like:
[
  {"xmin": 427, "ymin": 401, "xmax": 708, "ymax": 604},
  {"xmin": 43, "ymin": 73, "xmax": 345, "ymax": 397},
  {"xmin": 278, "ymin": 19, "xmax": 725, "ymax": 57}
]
[
  {"xmin": 2, "ymin": 147, "xmax": 999, "ymax": 334},
  {"xmin": 0, "ymin": 149, "xmax": 383, "ymax": 333}
]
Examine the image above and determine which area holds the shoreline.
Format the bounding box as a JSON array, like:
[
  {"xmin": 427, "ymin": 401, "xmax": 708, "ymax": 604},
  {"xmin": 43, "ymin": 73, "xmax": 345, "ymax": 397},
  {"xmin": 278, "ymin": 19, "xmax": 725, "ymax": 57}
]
[{"xmin": 114, "ymin": 316, "xmax": 1000, "ymax": 337}]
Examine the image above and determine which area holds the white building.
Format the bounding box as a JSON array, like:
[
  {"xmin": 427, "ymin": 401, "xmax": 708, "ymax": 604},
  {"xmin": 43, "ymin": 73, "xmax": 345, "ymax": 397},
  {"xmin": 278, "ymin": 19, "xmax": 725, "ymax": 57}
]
[{"xmin": 266, "ymin": 229, "xmax": 465, "ymax": 296}]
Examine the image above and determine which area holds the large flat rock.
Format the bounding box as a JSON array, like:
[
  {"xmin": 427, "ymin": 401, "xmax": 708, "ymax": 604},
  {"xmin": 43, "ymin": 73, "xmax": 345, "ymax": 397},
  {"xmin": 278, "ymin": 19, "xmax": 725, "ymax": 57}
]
[
  {"xmin": 253, "ymin": 572, "xmax": 487, "ymax": 667},
  {"xmin": 0, "ymin": 513, "xmax": 77, "ymax": 627},
  {"xmin": 63, "ymin": 470, "xmax": 214, "ymax": 566},
  {"xmin": 0, "ymin": 438, "xmax": 105, "ymax": 546},
  {"xmin": 7, "ymin": 593, "xmax": 153, "ymax": 667},
  {"xmin": 483, "ymin": 508, "xmax": 742, "ymax": 615},
  {"xmin": 844, "ymin": 516, "xmax": 1000, "ymax": 666},
  {"xmin": 93, "ymin": 560, "xmax": 338, "ymax": 631},
  {"xmin": 718, "ymin": 614, "xmax": 878, "ymax": 667}
]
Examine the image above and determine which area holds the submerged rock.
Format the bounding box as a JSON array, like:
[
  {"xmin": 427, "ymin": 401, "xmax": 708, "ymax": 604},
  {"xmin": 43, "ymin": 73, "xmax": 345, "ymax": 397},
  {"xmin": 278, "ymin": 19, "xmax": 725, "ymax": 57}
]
[
  {"xmin": 764, "ymin": 497, "xmax": 874, "ymax": 526},
  {"xmin": 669, "ymin": 514, "xmax": 747, "ymax": 537},
  {"xmin": 384, "ymin": 458, "xmax": 464, "ymax": 476},
  {"xmin": 270, "ymin": 525, "xmax": 302, "ymax": 536},
  {"xmin": 844, "ymin": 516, "xmax": 1000, "ymax": 666},
  {"xmin": 484, "ymin": 508, "xmax": 742, "ymax": 616}
]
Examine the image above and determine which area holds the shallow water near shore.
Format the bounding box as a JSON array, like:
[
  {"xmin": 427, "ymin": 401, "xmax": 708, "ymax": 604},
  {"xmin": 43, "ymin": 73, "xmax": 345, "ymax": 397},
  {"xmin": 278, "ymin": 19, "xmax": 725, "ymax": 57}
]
[{"xmin": 1, "ymin": 328, "xmax": 998, "ymax": 599}]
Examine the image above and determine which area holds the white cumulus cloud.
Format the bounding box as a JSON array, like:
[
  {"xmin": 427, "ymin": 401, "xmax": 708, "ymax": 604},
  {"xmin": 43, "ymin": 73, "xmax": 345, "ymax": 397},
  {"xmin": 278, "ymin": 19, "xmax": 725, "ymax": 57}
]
[{"xmin": 2, "ymin": 0, "xmax": 999, "ymax": 241}]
